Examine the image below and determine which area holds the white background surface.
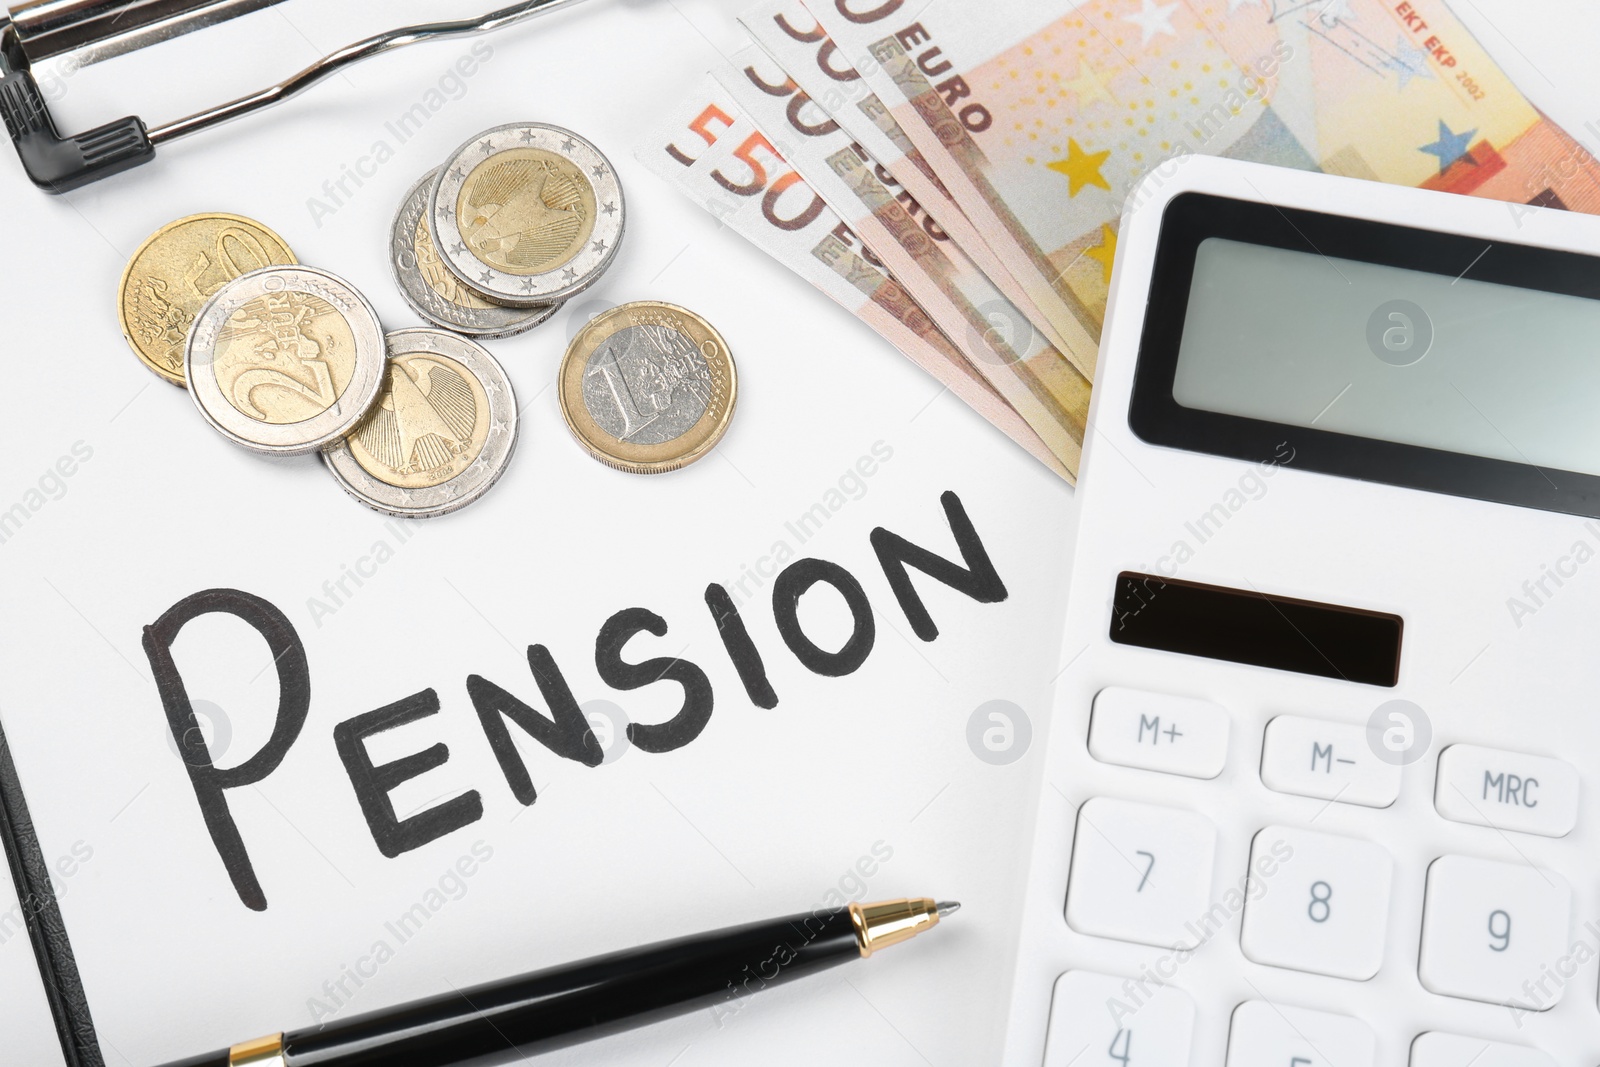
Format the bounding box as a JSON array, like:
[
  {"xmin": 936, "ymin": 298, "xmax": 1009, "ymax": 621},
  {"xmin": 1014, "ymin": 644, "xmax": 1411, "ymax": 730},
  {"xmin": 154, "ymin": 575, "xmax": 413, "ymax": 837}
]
[{"xmin": 0, "ymin": 2, "xmax": 1593, "ymax": 1066}]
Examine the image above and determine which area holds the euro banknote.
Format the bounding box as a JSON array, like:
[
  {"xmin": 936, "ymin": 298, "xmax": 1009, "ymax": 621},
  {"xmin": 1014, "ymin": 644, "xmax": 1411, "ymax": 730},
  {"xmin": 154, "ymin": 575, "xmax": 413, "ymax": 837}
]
[
  {"xmin": 807, "ymin": 0, "xmax": 1600, "ymax": 376},
  {"xmin": 634, "ymin": 77, "xmax": 1074, "ymax": 478},
  {"xmin": 1189, "ymin": 0, "xmax": 1600, "ymax": 211},
  {"xmin": 738, "ymin": 0, "xmax": 1068, "ymax": 354},
  {"xmin": 712, "ymin": 44, "xmax": 1090, "ymax": 478}
]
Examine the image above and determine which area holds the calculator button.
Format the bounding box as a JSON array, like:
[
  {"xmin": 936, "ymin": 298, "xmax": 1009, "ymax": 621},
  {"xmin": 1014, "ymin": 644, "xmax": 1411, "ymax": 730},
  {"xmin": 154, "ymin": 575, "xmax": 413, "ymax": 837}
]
[
  {"xmin": 1066, "ymin": 797, "xmax": 1217, "ymax": 949},
  {"xmin": 1410, "ymin": 1032, "xmax": 1555, "ymax": 1067},
  {"xmin": 1225, "ymin": 1000, "xmax": 1375, "ymax": 1067},
  {"xmin": 1089, "ymin": 686, "xmax": 1229, "ymax": 779},
  {"xmin": 1260, "ymin": 715, "xmax": 1400, "ymax": 808},
  {"xmin": 1418, "ymin": 854, "xmax": 1573, "ymax": 1007},
  {"xmin": 1434, "ymin": 745, "xmax": 1579, "ymax": 838},
  {"xmin": 1042, "ymin": 971, "xmax": 1195, "ymax": 1067},
  {"xmin": 1239, "ymin": 825, "xmax": 1393, "ymax": 980}
]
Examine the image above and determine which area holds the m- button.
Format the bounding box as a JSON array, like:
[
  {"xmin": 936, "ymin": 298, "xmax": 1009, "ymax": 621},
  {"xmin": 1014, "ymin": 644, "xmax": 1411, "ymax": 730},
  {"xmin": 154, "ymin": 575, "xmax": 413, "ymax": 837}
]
[
  {"xmin": 1260, "ymin": 716, "xmax": 1399, "ymax": 808},
  {"xmin": 1434, "ymin": 744, "xmax": 1578, "ymax": 838}
]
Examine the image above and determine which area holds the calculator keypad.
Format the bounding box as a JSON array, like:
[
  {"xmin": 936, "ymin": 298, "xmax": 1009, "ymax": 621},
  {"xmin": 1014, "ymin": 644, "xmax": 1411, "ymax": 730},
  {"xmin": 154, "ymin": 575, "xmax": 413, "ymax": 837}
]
[
  {"xmin": 1225, "ymin": 1000, "xmax": 1376, "ymax": 1067},
  {"xmin": 1259, "ymin": 715, "xmax": 1400, "ymax": 808},
  {"xmin": 1417, "ymin": 854, "xmax": 1573, "ymax": 1007},
  {"xmin": 1055, "ymin": 679, "xmax": 1593, "ymax": 1061},
  {"xmin": 1042, "ymin": 970, "xmax": 1195, "ymax": 1067},
  {"xmin": 1065, "ymin": 796, "xmax": 1218, "ymax": 949},
  {"xmin": 1239, "ymin": 826, "xmax": 1394, "ymax": 980},
  {"xmin": 1409, "ymin": 1032, "xmax": 1556, "ymax": 1067}
]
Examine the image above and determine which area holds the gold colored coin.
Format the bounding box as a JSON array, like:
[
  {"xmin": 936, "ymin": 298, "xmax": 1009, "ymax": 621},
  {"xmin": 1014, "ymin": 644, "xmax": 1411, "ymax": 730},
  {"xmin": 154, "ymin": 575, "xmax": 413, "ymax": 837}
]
[
  {"xmin": 559, "ymin": 301, "xmax": 737, "ymax": 475},
  {"xmin": 211, "ymin": 290, "xmax": 357, "ymax": 425},
  {"xmin": 457, "ymin": 147, "xmax": 597, "ymax": 276},
  {"xmin": 349, "ymin": 350, "xmax": 491, "ymax": 489},
  {"xmin": 117, "ymin": 213, "xmax": 296, "ymax": 386}
]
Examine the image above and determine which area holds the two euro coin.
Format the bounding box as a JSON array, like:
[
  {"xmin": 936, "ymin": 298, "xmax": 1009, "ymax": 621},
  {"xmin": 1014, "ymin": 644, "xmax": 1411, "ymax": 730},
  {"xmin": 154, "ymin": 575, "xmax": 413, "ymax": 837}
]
[
  {"xmin": 185, "ymin": 266, "xmax": 387, "ymax": 456},
  {"xmin": 390, "ymin": 169, "xmax": 560, "ymax": 339},
  {"xmin": 184, "ymin": 268, "xmax": 518, "ymax": 516},
  {"xmin": 429, "ymin": 122, "xmax": 624, "ymax": 309},
  {"xmin": 324, "ymin": 328, "xmax": 518, "ymax": 518}
]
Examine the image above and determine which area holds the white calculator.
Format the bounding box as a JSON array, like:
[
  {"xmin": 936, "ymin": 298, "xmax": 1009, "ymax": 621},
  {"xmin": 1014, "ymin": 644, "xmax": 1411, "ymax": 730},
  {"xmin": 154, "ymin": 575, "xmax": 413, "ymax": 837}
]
[{"xmin": 1002, "ymin": 155, "xmax": 1600, "ymax": 1066}]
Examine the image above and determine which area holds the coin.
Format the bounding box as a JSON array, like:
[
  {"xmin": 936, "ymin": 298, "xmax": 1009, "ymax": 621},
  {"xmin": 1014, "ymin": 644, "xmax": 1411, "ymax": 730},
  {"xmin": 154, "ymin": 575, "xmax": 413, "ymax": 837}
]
[
  {"xmin": 185, "ymin": 266, "xmax": 388, "ymax": 456},
  {"xmin": 391, "ymin": 170, "xmax": 561, "ymax": 339},
  {"xmin": 558, "ymin": 301, "xmax": 737, "ymax": 474},
  {"xmin": 323, "ymin": 328, "xmax": 519, "ymax": 517},
  {"xmin": 117, "ymin": 213, "xmax": 296, "ymax": 386},
  {"xmin": 430, "ymin": 123, "xmax": 625, "ymax": 308}
]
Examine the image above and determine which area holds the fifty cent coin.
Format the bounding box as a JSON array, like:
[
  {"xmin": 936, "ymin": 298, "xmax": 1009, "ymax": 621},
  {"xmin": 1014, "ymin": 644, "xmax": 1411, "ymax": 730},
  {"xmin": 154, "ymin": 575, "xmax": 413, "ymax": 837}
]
[
  {"xmin": 559, "ymin": 301, "xmax": 736, "ymax": 474},
  {"xmin": 392, "ymin": 169, "xmax": 560, "ymax": 338},
  {"xmin": 185, "ymin": 266, "xmax": 387, "ymax": 456},
  {"xmin": 118, "ymin": 213, "xmax": 296, "ymax": 386},
  {"xmin": 323, "ymin": 328, "xmax": 518, "ymax": 518},
  {"xmin": 430, "ymin": 123, "xmax": 624, "ymax": 308}
]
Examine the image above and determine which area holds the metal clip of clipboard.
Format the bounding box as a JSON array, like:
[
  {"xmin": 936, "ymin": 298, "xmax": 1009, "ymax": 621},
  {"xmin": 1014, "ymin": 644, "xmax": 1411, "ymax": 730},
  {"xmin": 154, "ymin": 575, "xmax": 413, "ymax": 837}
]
[{"xmin": 0, "ymin": 0, "xmax": 589, "ymax": 193}]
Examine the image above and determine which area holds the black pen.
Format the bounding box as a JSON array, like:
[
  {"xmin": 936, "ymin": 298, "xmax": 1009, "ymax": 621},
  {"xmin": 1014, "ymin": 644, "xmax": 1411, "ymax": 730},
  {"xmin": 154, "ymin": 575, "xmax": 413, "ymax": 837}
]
[{"xmin": 162, "ymin": 896, "xmax": 959, "ymax": 1067}]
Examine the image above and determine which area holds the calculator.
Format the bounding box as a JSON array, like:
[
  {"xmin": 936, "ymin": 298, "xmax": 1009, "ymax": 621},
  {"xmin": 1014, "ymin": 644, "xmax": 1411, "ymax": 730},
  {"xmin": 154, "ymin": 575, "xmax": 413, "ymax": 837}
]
[{"xmin": 1001, "ymin": 155, "xmax": 1600, "ymax": 1066}]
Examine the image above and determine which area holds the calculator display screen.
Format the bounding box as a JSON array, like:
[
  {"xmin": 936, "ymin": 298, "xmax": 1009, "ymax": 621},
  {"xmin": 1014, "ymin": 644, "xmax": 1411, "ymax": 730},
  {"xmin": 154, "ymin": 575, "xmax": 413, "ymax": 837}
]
[
  {"xmin": 1110, "ymin": 572, "xmax": 1402, "ymax": 687},
  {"xmin": 1129, "ymin": 192, "xmax": 1600, "ymax": 518},
  {"xmin": 1173, "ymin": 237, "xmax": 1600, "ymax": 475}
]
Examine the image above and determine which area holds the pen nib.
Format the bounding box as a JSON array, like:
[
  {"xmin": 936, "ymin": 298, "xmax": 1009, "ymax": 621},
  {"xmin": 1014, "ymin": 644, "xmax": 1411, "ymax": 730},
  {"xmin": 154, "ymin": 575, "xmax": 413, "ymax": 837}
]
[
  {"xmin": 851, "ymin": 898, "xmax": 958, "ymax": 955},
  {"xmin": 936, "ymin": 901, "xmax": 961, "ymax": 918}
]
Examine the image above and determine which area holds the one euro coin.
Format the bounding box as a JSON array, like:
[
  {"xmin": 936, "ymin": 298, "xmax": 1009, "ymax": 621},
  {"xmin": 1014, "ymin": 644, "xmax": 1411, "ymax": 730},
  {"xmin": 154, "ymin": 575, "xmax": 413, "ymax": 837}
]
[{"xmin": 559, "ymin": 301, "xmax": 736, "ymax": 475}]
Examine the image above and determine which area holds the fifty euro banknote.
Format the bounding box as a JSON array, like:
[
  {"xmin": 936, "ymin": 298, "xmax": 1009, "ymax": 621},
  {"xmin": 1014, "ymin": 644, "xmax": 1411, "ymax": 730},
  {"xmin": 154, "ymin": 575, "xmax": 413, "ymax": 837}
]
[
  {"xmin": 713, "ymin": 44, "xmax": 1089, "ymax": 476},
  {"xmin": 634, "ymin": 78, "xmax": 1072, "ymax": 477},
  {"xmin": 739, "ymin": 0, "xmax": 1067, "ymax": 354}
]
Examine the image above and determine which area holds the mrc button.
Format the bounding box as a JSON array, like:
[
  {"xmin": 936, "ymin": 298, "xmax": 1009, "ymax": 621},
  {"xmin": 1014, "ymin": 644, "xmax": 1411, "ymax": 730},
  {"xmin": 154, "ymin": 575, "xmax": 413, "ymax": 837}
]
[{"xmin": 1434, "ymin": 744, "xmax": 1579, "ymax": 838}]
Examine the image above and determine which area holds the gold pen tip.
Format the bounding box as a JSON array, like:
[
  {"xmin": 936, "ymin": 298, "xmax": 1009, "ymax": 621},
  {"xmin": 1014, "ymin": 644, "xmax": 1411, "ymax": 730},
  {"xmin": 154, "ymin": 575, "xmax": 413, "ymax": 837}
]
[
  {"xmin": 850, "ymin": 897, "xmax": 958, "ymax": 956},
  {"xmin": 936, "ymin": 900, "xmax": 961, "ymax": 918}
]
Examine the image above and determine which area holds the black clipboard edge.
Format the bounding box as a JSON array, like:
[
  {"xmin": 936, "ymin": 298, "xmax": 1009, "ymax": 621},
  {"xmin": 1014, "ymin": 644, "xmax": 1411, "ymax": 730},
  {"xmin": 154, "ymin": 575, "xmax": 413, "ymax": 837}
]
[{"xmin": 0, "ymin": 713, "xmax": 104, "ymax": 1067}]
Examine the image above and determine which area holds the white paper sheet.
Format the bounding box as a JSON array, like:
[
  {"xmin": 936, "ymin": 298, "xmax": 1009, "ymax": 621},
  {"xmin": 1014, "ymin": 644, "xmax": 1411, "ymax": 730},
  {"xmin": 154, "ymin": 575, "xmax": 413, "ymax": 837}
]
[{"xmin": 0, "ymin": 3, "xmax": 1076, "ymax": 1065}]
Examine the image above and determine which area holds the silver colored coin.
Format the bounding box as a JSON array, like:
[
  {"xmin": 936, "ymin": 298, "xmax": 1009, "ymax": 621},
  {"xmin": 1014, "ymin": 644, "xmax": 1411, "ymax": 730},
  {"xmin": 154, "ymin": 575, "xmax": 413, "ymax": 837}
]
[
  {"xmin": 322, "ymin": 328, "xmax": 519, "ymax": 518},
  {"xmin": 185, "ymin": 266, "xmax": 387, "ymax": 456},
  {"xmin": 580, "ymin": 324, "xmax": 712, "ymax": 442},
  {"xmin": 430, "ymin": 122, "xmax": 625, "ymax": 308},
  {"xmin": 391, "ymin": 169, "xmax": 561, "ymax": 338}
]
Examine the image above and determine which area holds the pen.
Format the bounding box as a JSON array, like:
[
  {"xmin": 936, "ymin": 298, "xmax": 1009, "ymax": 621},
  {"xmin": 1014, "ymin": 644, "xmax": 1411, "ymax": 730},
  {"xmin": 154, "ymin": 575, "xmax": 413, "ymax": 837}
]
[{"xmin": 161, "ymin": 896, "xmax": 959, "ymax": 1067}]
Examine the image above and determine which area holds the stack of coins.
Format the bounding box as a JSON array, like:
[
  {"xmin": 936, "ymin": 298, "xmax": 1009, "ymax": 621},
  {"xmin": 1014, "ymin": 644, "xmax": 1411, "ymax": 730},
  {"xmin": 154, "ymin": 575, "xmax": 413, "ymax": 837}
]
[
  {"xmin": 411, "ymin": 125, "xmax": 737, "ymax": 475},
  {"xmin": 391, "ymin": 122, "xmax": 625, "ymax": 337},
  {"xmin": 117, "ymin": 120, "xmax": 737, "ymax": 508}
]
